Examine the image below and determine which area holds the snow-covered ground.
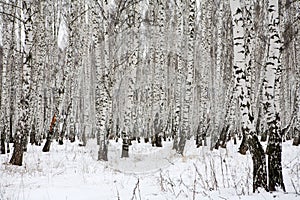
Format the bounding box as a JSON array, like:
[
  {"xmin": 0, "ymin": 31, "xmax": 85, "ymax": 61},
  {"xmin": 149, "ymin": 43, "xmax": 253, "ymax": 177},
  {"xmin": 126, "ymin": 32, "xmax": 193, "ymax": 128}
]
[{"xmin": 0, "ymin": 138, "xmax": 300, "ymax": 200}]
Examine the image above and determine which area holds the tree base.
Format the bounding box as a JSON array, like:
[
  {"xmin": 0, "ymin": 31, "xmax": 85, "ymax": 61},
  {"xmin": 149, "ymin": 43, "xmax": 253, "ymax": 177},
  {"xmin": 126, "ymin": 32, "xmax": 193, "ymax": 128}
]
[
  {"xmin": 248, "ymin": 136, "xmax": 268, "ymax": 193},
  {"xmin": 42, "ymin": 138, "xmax": 51, "ymax": 152},
  {"xmin": 121, "ymin": 144, "xmax": 129, "ymax": 158},
  {"xmin": 9, "ymin": 140, "xmax": 24, "ymax": 166}
]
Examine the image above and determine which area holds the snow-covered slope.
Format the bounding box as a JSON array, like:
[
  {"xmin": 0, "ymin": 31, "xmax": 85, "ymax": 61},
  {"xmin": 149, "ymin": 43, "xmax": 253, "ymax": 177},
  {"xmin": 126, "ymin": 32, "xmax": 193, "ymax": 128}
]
[{"xmin": 0, "ymin": 139, "xmax": 299, "ymax": 200}]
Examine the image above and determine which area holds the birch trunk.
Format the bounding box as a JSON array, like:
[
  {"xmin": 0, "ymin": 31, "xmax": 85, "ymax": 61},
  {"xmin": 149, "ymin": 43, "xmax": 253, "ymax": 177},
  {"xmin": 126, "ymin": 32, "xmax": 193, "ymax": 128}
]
[
  {"xmin": 0, "ymin": 2, "xmax": 12, "ymax": 154},
  {"xmin": 264, "ymin": 0, "xmax": 285, "ymax": 192},
  {"xmin": 176, "ymin": 0, "xmax": 195, "ymax": 155},
  {"xmin": 33, "ymin": 0, "xmax": 46, "ymax": 146},
  {"xmin": 230, "ymin": 0, "xmax": 268, "ymax": 192},
  {"xmin": 96, "ymin": 0, "xmax": 111, "ymax": 161},
  {"xmin": 10, "ymin": 0, "xmax": 34, "ymax": 165},
  {"xmin": 172, "ymin": 0, "xmax": 184, "ymax": 151}
]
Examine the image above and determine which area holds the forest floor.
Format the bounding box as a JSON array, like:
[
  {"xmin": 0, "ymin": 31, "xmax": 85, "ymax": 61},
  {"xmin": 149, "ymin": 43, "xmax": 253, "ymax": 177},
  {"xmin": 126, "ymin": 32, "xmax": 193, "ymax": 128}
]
[{"xmin": 0, "ymin": 138, "xmax": 300, "ymax": 200}]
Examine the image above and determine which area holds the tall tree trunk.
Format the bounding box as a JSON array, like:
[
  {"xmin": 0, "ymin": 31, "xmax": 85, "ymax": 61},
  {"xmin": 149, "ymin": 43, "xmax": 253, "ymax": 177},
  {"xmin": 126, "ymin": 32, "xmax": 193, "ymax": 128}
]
[
  {"xmin": 0, "ymin": 43, "xmax": 3, "ymax": 154},
  {"xmin": 10, "ymin": 0, "xmax": 33, "ymax": 165},
  {"xmin": 214, "ymin": 0, "xmax": 226, "ymax": 149},
  {"xmin": 230, "ymin": 0, "xmax": 268, "ymax": 192},
  {"xmin": 196, "ymin": 0, "xmax": 212, "ymax": 147},
  {"xmin": 0, "ymin": 8, "xmax": 8, "ymax": 154},
  {"xmin": 177, "ymin": 0, "xmax": 195, "ymax": 154},
  {"xmin": 0, "ymin": 1, "xmax": 16, "ymax": 154},
  {"xmin": 172, "ymin": 0, "xmax": 184, "ymax": 152},
  {"xmin": 95, "ymin": 0, "xmax": 110, "ymax": 161},
  {"xmin": 123, "ymin": 1, "xmax": 139, "ymax": 155},
  {"xmin": 153, "ymin": 0, "xmax": 165, "ymax": 148},
  {"xmin": 264, "ymin": 0, "xmax": 285, "ymax": 192},
  {"xmin": 65, "ymin": 0, "xmax": 79, "ymax": 143},
  {"xmin": 31, "ymin": 0, "xmax": 46, "ymax": 146}
]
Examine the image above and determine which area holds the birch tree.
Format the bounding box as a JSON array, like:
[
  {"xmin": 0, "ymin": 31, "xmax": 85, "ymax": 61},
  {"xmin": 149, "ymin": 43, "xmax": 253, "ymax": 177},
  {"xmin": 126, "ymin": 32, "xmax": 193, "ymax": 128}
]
[
  {"xmin": 229, "ymin": 0, "xmax": 268, "ymax": 192},
  {"xmin": 263, "ymin": 0, "xmax": 285, "ymax": 192},
  {"xmin": 213, "ymin": 0, "xmax": 227, "ymax": 149},
  {"xmin": 10, "ymin": 0, "xmax": 34, "ymax": 165},
  {"xmin": 0, "ymin": 1, "xmax": 12, "ymax": 154},
  {"xmin": 172, "ymin": 0, "xmax": 184, "ymax": 151},
  {"xmin": 153, "ymin": 0, "xmax": 166, "ymax": 147},
  {"xmin": 176, "ymin": 0, "xmax": 196, "ymax": 154},
  {"xmin": 195, "ymin": 0, "xmax": 212, "ymax": 147},
  {"xmin": 30, "ymin": 0, "xmax": 46, "ymax": 146},
  {"xmin": 95, "ymin": 0, "xmax": 110, "ymax": 161},
  {"xmin": 122, "ymin": 1, "xmax": 139, "ymax": 156},
  {"xmin": 293, "ymin": 1, "xmax": 300, "ymax": 144},
  {"xmin": 93, "ymin": 1, "xmax": 105, "ymax": 160}
]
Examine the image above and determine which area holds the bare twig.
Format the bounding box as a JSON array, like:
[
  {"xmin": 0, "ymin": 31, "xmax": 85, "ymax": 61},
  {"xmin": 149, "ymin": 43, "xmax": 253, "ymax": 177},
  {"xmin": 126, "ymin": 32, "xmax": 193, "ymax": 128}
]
[
  {"xmin": 160, "ymin": 170, "xmax": 176, "ymax": 194},
  {"xmin": 159, "ymin": 171, "xmax": 166, "ymax": 192},
  {"xmin": 291, "ymin": 179, "xmax": 299, "ymax": 195},
  {"xmin": 131, "ymin": 178, "xmax": 141, "ymax": 200},
  {"xmin": 0, "ymin": 1, "xmax": 22, "ymax": 10},
  {"xmin": 210, "ymin": 159, "xmax": 218, "ymax": 190},
  {"xmin": 193, "ymin": 163, "xmax": 206, "ymax": 189},
  {"xmin": 164, "ymin": 158, "xmax": 175, "ymax": 165},
  {"xmin": 193, "ymin": 173, "xmax": 197, "ymax": 200},
  {"xmin": 0, "ymin": 11, "xmax": 24, "ymax": 23},
  {"xmin": 220, "ymin": 153, "xmax": 225, "ymax": 188}
]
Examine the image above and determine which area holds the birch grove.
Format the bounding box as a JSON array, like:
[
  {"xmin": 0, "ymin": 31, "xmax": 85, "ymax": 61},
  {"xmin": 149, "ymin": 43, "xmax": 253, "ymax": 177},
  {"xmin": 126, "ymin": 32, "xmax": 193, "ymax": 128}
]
[{"xmin": 0, "ymin": 0, "xmax": 299, "ymax": 193}]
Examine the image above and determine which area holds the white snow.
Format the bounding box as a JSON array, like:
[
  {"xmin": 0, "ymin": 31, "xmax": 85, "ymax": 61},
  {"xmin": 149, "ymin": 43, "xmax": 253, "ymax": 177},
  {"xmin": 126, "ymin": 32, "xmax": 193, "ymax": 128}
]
[{"xmin": 1, "ymin": 139, "xmax": 300, "ymax": 200}]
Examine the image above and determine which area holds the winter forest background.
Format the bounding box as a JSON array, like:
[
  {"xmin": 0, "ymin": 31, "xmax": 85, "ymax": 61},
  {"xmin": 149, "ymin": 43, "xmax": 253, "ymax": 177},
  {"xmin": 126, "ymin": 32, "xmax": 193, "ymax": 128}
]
[{"xmin": 0, "ymin": 0, "xmax": 300, "ymax": 199}]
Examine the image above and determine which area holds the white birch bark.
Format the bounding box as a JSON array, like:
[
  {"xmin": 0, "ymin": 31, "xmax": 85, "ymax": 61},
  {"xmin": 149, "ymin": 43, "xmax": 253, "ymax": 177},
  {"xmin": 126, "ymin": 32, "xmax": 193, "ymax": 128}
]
[
  {"xmin": 213, "ymin": 0, "xmax": 225, "ymax": 148},
  {"xmin": 173, "ymin": 0, "xmax": 184, "ymax": 151},
  {"xmin": 123, "ymin": 1, "xmax": 139, "ymax": 140},
  {"xmin": 67, "ymin": 0, "xmax": 79, "ymax": 142},
  {"xmin": 147, "ymin": 0, "xmax": 157, "ymax": 142},
  {"xmin": 295, "ymin": 1, "xmax": 300, "ymax": 133},
  {"xmin": 0, "ymin": 2, "xmax": 12, "ymax": 154},
  {"xmin": 264, "ymin": 0, "xmax": 285, "ymax": 192},
  {"xmin": 177, "ymin": 0, "xmax": 195, "ymax": 154},
  {"xmin": 95, "ymin": 0, "xmax": 111, "ymax": 161},
  {"xmin": 13, "ymin": 0, "xmax": 23, "ymax": 143},
  {"xmin": 79, "ymin": 0, "xmax": 91, "ymax": 144},
  {"xmin": 230, "ymin": 0, "xmax": 268, "ymax": 192},
  {"xmin": 33, "ymin": 0, "xmax": 46, "ymax": 145},
  {"xmin": 153, "ymin": 0, "xmax": 166, "ymax": 147},
  {"xmin": 196, "ymin": 0, "xmax": 211, "ymax": 147},
  {"xmin": 10, "ymin": 0, "xmax": 34, "ymax": 165},
  {"xmin": 150, "ymin": 0, "xmax": 161, "ymax": 128}
]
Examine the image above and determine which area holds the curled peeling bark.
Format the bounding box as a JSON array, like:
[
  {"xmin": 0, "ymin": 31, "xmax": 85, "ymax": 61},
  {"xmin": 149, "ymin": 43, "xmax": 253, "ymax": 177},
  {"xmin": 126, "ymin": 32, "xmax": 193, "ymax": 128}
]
[{"xmin": 42, "ymin": 114, "xmax": 56, "ymax": 152}]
